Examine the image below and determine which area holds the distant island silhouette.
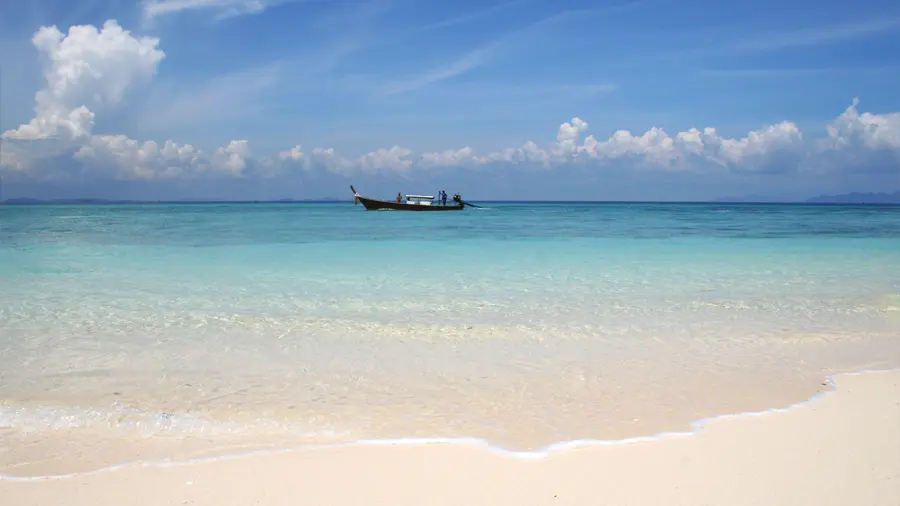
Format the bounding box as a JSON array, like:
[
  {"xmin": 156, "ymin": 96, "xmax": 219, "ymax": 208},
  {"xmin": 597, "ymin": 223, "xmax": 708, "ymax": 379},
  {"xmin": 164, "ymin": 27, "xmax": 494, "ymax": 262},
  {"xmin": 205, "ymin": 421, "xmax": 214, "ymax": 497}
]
[
  {"xmin": 712, "ymin": 191, "xmax": 900, "ymax": 204},
  {"xmin": 805, "ymin": 191, "xmax": 900, "ymax": 204}
]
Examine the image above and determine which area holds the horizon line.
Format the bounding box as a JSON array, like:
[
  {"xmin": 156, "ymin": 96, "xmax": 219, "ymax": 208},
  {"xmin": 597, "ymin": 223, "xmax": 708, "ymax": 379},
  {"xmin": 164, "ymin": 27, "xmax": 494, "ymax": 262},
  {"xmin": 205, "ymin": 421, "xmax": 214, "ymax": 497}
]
[{"xmin": 3, "ymin": 198, "xmax": 899, "ymax": 206}]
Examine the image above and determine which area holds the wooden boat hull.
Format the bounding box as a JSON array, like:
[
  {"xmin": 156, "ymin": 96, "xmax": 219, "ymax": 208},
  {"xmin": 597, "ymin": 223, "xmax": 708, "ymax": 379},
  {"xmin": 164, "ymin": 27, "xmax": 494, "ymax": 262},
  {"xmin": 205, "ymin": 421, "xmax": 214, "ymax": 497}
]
[{"xmin": 356, "ymin": 195, "xmax": 464, "ymax": 211}]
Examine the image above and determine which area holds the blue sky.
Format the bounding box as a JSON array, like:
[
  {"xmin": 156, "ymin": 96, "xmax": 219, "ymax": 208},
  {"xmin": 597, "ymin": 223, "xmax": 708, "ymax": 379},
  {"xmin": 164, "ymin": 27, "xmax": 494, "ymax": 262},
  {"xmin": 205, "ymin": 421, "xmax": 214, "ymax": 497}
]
[{"xmin": 1, "ymin": 0, "xmax": 899, "ymax": 201}]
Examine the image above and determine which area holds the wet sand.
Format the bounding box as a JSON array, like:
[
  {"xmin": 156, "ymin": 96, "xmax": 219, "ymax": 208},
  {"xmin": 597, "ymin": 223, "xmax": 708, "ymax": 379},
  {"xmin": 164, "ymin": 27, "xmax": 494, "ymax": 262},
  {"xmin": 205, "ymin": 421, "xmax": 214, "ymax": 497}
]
[{"xmin": 3, "ymin": 369, "xmax": 898, "ymax": 506}]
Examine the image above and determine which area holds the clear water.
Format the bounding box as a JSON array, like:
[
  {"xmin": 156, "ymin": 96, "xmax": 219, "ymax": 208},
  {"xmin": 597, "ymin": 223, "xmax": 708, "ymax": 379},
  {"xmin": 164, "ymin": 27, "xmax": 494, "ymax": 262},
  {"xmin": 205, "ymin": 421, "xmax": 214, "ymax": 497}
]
[{"xmin": 1, "ymin": 202, "xmax": 899, "ymax": 456}]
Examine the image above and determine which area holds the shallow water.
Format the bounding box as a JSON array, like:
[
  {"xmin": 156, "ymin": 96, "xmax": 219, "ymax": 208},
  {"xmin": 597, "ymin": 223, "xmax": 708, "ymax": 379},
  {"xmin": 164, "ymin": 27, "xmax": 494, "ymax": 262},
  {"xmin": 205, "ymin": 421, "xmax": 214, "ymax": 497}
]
[{"xmin": 1, "ymin": 202, "xmax": 899, "ymax": 469}]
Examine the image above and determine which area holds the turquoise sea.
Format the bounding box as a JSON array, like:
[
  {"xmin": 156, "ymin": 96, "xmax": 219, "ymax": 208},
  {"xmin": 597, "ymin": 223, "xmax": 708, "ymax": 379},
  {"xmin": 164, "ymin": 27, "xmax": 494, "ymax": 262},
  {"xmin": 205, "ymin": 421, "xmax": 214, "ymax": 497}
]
[{"xmin": 1, "ymin": 202, "xmax": 899, "ymax": 468}]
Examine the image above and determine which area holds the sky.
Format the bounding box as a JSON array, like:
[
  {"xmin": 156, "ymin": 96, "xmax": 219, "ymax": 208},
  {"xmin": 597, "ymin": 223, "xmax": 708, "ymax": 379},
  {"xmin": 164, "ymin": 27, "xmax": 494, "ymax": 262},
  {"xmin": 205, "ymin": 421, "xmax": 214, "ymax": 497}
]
[{"xmin": 0, "ymin": 0, "xmax": 899, "ymax": 201}]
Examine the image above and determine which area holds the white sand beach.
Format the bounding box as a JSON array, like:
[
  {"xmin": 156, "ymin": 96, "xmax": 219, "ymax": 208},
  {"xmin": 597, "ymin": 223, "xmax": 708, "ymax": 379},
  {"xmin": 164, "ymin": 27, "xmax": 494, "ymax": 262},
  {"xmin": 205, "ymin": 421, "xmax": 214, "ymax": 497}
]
[{"xmin": 2, "ymin": 369, "xmax": 898, "ymax": 506}]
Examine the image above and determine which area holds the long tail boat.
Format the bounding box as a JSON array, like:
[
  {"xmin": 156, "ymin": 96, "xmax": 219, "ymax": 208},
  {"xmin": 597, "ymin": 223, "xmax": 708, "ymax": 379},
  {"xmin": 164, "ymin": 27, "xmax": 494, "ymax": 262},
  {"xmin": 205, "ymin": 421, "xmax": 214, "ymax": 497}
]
[{"xmin": 350, "ymin": 185, "xmax": 480, "ymax": 211}]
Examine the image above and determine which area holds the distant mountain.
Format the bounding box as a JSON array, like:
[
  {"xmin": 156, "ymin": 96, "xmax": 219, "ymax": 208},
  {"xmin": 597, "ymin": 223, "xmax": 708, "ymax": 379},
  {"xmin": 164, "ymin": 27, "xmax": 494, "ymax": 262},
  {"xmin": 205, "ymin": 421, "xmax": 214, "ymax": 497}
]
[
  {"xmin": 711, "ymin": 194, "xmax": 788, "ymax": 203},
  {"xmin": 713, "ymin": 190, "xmax": 900, "ymax": 204},
  {"xmin": 806, "ymin": 191, "xmax": 900, "ymax": 204}
]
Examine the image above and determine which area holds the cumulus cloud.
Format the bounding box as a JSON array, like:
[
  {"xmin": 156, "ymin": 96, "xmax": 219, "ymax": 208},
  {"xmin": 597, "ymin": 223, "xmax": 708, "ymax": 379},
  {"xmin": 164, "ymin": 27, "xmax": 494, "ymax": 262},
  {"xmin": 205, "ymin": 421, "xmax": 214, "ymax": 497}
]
[
  {"xmin": 358, "ymin": 146, "xmax": 416, "ymax": 172},
  {"xmin": 420, "ymin": 147, "xmax": 475, "ymax": 167},
  {"xmin": 71, "ymin": 136, "xmax": 263, "ymax": 180},
  {"xmin": 196, "ymin": 103, "xmax": 899, "ymax": 180},
  {"xmin": 276, "ymin": 145, "xmax": 354, "ymax": 174},
  {"xmin": 472, "ymin": 141, "xmax": 550, "ymax": 166},
  {"xmin": 2, "ymin": 20, "xmax": 165, "ymax": 142},
  {"xmin": 823, "ymin": 98, "xmax": 900, "ymax": 151},
  {"xmin": 74, "ymin": 135, "xmax": 204, "ymax": 180},
  {"xmin": 9, "ymin": 101, "xmax": 898, "ymax": 182},
  {"xmin": 554, "ymin": 117, "xmax": 590, "ymax": 157},
  {"xmin": 2, "ymin": 19, "xmax": 899, "ymax": 188},
  {"xmin": 211, "ymin": 140, "xmax": 251, "ymax": 175},
  {"xmin": 811, "ymin": 98, "xmax": 900, "ymax": 175},
  {"xmin": 0, "ymin": 141, "xmax": 25, "ymax": 172},
  {"xmin": 577, "ymin": 120, "xmax": 805, "ymax": 172}
]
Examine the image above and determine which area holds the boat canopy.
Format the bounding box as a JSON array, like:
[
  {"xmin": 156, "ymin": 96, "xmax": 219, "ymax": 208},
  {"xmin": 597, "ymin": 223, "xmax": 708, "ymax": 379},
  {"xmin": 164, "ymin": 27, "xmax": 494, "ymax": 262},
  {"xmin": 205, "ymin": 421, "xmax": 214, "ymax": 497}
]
[{"xmin": 405, "ymin": 194, "xmax": 434, "ymax": 199}]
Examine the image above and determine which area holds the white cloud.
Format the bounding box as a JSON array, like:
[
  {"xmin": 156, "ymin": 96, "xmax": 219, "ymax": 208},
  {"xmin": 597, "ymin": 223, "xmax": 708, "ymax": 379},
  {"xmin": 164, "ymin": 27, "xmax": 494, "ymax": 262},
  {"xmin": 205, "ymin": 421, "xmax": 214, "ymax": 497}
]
[
  {"xmin": 395, "ymin": 0, "xmax": 533, "ymax": 37},
  {"xmin": 0, "ymin": 141, "xmax": 26, "ymax": 172},
  {"xmin": 142, "ymin": 0, "xmax": 265, "ymax": 21},
  {"xmin": 823, "ymin": 98, "xmax": 900, "ymax": 151},
  {"xmin": 377, "ymin": 6, "xmax": 610, "ymax": 96},
  {"xmin": 730, "ymin": 16, "xmax": 900, "ymax": 54},
  {"xmin": 576, "ymin": 120, "xmax": 804, "ymax": 171},
  {"xmin": 74, "ymin": 134, "xmax": 202, "ymax": 179},
  {"xmin": 474, "ymin": 141, "xmax": 551, "ymax": 166},
  {"xmin": 357, "ymin": 146, "xmax": 416, "ymax": 172},
  {"xmin": 810, "ymin": 98, "xmax": 900, "ymax": 175},
  {"xmin": 141, "ymin": 0, "xmax": 317, "ymax": 22},
  {"xmin": 2, "ymin": 20, "xmax": 165, "ymax": 141},
  {"xmin": 1, "ymin": 20, "xmax": 899, "ymax": 186},
  {"xmin": 70, "ymin": 135, "xmax": 261, "ymax": 180},
  {"xmin": 637, "ymin": 15, "xmax": 900, "ymax": 67},
  {"xmin": 276, "ymin": 145, "xmax": 354, "ymax": 174},
  {"xmin": 555, "ymin": 117, "xmax": 590, "ymax": 157},
  {"xmin": 263, "ymin": 103, "xmax": 897, "ymax": 177},
  {"xmin": 211, "ymin": 140, "xmax": 251, "ymax": 175},
  {"xmin": 380, "ymin": 47, "xmax": 490, "ymax": 96},
  {"xmin": 6, "ymin": 97, "xmax": 900, "ymax": 183},
  {"xmin": 3, "ymin": 106, "xmax": 96, "ymax": 142},
  {"xmin": 420, "ymin": 147, "xmax": 475, "ymax": 167}
]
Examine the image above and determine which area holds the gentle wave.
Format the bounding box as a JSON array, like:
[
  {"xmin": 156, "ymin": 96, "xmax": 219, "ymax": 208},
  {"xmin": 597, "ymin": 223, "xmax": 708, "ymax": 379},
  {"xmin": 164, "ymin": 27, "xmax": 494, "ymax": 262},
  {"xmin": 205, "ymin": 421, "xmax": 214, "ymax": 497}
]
[
  {"xmin": 1, "ymin": 402, "xmax": 260, "ymax": 436},
  {"xmin": 0, "ymin": 401, "xmax": 348, "ymax": 439},
  {"xmin": 2, "ymin": 368, "xmax": 896, "ymax": 482}
]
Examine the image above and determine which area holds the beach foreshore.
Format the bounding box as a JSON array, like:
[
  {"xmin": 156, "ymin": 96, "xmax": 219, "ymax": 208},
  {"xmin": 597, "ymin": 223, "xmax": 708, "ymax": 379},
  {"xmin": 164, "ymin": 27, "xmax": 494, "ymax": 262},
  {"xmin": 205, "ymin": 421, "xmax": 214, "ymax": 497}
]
[{"xmin": 2, "ymin": 369, "xmax": 898, "ymax": 506}]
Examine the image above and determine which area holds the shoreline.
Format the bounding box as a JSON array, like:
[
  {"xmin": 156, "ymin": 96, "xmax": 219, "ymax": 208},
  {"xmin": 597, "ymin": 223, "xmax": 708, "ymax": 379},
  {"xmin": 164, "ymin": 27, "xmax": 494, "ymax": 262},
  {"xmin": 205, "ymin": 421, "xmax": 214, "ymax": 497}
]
[
  {"xmin": 2, "ymin": 367, "xmax": 897, "ymax": 477},
  {"xmin": 2, "ymin": 367, "xmax": 897, "ymax": 505},
  {"xmin": 5, "ymin": 332, "xmax": 896, "ymax": 478},
  {"xmin": 0, "ymin": 365, "xmax": 850, "ymax": 478}
]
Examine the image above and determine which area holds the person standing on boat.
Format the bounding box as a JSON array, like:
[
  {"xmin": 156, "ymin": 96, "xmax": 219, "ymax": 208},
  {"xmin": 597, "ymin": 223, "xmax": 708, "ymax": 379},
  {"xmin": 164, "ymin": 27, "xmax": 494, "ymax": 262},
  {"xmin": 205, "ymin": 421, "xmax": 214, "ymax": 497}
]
[
  {"xmin": 396, "ymin": 192, "xmax": 402, "ymax": 203},
  {"xmin": 441, "ymin": 190, "xmax": 447, "ymax": 206}
]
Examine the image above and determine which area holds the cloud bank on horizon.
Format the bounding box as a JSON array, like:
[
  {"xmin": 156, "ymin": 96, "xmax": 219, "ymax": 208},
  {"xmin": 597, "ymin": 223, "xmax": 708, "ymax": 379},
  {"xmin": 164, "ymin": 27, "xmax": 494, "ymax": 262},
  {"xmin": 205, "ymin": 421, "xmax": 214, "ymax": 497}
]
[{"xmin": 1, "ymin": 0, "xmax": 899, "ymax": 201}]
